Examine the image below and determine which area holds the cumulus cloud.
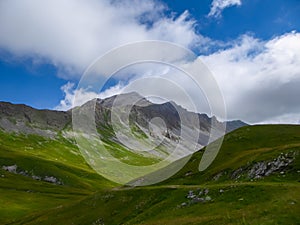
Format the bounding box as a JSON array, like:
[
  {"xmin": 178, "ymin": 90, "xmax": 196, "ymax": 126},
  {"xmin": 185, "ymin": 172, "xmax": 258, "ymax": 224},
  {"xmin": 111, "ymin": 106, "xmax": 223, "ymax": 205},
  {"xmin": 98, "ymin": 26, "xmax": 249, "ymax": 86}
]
[
  {"xmin": 0, "ymin": 0, "xmax": 201, "ymax": 77},
  {"xmin": 208, "ymin": 0, "xmax": 242, "ymax": 18},
  {"xmin": 0, "ymin": 0, "xmax": 298, "ymax": 124},
  {"xmin": 55, "ymin": 31, "xmax": 300, "ymax": 124},
  {"xmin": 55, "ymin": 82, "xmax": 97, "ymax": 111},
  {"xmin": 200, "ymin": 31, "xmax": 300, "ymax": 123},
  {"xmin": 55, "ymin": 82, "xmax": 125, "ymax": 111}
]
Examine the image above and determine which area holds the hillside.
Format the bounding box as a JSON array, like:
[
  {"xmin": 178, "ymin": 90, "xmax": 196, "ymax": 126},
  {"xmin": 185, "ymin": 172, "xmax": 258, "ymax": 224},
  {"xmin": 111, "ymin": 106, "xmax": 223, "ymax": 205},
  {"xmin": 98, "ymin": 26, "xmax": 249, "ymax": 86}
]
[
  {"xmin": 0, "ymin": 92, "xmax": 246, "ymax": 140},
  {"xmin": 0, "ymin": 124, "xmax": 299, "ymax": 224},
  {"xmin": 0, "ymin": 93, "xmax": 247, "ymax": 185}
]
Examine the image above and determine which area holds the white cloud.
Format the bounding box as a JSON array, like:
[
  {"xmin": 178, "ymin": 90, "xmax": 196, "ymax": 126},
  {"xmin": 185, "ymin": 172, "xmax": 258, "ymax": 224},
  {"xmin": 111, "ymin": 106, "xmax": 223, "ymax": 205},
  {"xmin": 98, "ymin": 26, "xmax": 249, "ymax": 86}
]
[
  {"xmin": 1, "ymin": 0, "xmax": 298, "ymax": 124},
  {"xmin": 55, "ymin": 82, "xmax": 97, "ymax": 111},
  {"xmin": 0, "ymin": 0, "xmax": 200, "ymax": 77},
  {"xmin": 56, "ymin": 31, "xmax": 300, "ymax": 124},
  {"xmin": 208, "ymin": 0, "xmax": 242, "ymax": 18},
  {"xmin": 200, "ymin": 31, "xmax": 300, "ymax": 123},
  {"xmin": 55, "ymin": 82, "xmax": 76, "ymax": 111},
  {"xmin": 55, "ymin": 82, "xmax": 124, "ymax": 111}
]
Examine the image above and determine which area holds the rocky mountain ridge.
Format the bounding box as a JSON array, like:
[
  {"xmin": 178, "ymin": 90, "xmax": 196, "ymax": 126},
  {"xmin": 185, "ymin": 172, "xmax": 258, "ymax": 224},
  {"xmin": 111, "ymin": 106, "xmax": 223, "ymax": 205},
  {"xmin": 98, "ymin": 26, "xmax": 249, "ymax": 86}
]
[{"xmin": 0, "ymin": 93, "xmax": 247, "ymax": 145}]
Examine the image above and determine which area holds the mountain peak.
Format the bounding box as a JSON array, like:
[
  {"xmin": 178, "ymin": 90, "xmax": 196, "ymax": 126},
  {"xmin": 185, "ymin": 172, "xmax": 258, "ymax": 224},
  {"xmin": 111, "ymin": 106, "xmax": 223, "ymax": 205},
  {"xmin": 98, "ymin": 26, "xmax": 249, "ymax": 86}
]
[
  {"xmin": 96, "ymin": 92, "xmax": 152, "ymax": 108},
  {"xmin": 0, "ymin": 94, "xmax": 247, "ymax": 142}
]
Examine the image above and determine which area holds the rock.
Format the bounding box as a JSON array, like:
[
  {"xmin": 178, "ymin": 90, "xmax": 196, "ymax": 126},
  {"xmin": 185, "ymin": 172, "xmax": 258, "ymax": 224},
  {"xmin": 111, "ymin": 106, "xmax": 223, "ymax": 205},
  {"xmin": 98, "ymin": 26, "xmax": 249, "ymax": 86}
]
[
  {"xmin": 2, "ymin": 165, "xmax": 17, "ymax": 173},
  {"xmin": 205, "ymin": 196, "xmax": 212, "ymax": 201},
  {"xmin": 187, "ymin": 190, "xmax": 196, "ymax": 199},
  {"xmin": 247, "ymin": 152, "xmax": 296, "ymax": 179},
  {"xmin": 249, "ymin": 162, "xmax": 267, "ymax": 179},
  {"xmin": 43, "ymin": 176, "xmax": 62, "ymax": 185},
  {"xmin": 231, "ymin": 168, "xmax": 244, "ymax": 179},
  {"xmin": 44, "ymin": 176, "xmax": 57, "ymax": 183},
  {"xmin": 19, "ymin": 171, "xmax": 28, "ymax": 176},
  {"xmin": 181, "ymin": 202, "xmax": 187, "ymax": 207},
  {"xmin": 2, "ymin": 165, "xmax": 63, "ymax": 185},
  {"xmin": 32, "ymin": 175, "xmax": 41, "ymax": 180},
  {"xmin": 191, "ymin": 197, "xmax": 204, "ymax": 203},
  {"xmin": 204, "ymin": 189, "xmax": 209, "ymax": 195},
  {"xmin": 213, "ymin": 172, "xmax": 223, "ymax": 181}
]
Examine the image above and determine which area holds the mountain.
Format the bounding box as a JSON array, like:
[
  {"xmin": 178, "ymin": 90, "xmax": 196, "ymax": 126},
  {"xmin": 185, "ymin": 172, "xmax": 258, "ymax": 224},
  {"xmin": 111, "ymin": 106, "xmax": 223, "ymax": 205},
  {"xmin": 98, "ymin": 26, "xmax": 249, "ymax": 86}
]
[
  {"xmin": 0, "ymin": 92, "xmax": 246, "ymax": 142},
  {"xmin": 0, "ymin": 92, "xmax": 247, "ymax": 186},
  {"xmin": 0, "ymin": 101, "xmax": 71, "ymax": 138}
]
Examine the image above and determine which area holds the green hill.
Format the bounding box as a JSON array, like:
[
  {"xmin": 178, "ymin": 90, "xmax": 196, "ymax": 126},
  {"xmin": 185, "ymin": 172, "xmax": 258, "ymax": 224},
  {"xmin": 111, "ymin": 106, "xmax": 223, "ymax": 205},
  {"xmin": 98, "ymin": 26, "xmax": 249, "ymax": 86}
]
[{"xmin": 0, "ymin": 125, "xmax": 299, "ymax": 224}]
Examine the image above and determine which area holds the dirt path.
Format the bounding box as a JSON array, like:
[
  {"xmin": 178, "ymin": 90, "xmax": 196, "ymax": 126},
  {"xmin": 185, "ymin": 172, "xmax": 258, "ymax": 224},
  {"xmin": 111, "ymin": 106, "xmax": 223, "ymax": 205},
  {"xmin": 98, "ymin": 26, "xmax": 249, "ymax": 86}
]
[{"xmin": 112, "ymin": 181, "xmax": 300, "ymax": 191}]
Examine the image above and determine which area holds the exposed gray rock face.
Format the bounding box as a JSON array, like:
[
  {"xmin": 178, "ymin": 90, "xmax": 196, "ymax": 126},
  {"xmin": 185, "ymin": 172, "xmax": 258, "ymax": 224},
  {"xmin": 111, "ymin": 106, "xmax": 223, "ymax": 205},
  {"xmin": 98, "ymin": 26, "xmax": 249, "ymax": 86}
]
[
  {"xmin": 0, "ymin": 92, "xmax": 247, "ymax": 144},
  {"xmin": 0, "ymin": 101, "xmax": 71, "ymax": 137},
  {"xmin": 248, "ymin": 152, "xmax": 295, "ymax": 179},
  {"xmin": 93, "ymin": 92, "xmax": 247, "ymax": 147},
  {"xmin": 229, "ymin": 151, "xmax": 297, "ymax": 180},
  {"xmin": 2, "ymin": 165, "xmax": 17, "ymax": 173}
]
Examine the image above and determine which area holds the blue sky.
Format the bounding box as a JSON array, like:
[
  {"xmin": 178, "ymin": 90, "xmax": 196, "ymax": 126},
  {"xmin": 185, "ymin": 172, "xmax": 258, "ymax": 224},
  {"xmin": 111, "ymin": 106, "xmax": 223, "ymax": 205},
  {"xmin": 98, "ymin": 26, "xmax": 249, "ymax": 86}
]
[
  {"xmin": 167, "ymin": 0, "xmax": 300, "ymax": 41},
  {"xmin": 0, "ymin": 57, "xmax": 65, "ymax": 109},
  {"xmin": 0, "ymin": 0, "xmax": 299, "ymax": 123}
]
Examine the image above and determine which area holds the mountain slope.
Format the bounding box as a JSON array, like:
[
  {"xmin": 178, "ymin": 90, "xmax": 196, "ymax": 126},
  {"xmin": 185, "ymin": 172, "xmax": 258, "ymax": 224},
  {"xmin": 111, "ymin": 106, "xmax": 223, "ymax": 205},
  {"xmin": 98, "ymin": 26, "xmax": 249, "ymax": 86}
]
[
  {"xmin": 160, "ymin": 124, "xmax": 300, "ymax": 184},
  {"xmin": 0, "ymin": 101, "xmax": 71, "ymax": 137},
  {"xmin": 0, "ymin": 93, "xmax": 247, "ymax": 186},
  {"xmin": 0, "ymin": 125, "xmax": 299, "ymax": 224},
  {"xmin": 0, "ymin": 92, "xmax": 247, "ymax": 143}
]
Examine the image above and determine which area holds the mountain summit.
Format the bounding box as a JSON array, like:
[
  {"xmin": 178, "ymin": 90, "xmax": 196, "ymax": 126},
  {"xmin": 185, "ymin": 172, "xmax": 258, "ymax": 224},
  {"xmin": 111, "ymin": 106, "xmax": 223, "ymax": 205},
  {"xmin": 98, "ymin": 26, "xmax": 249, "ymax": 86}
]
[{"xmin": 0, "ymin": 92, "xmax": 246, "ymax": 143}]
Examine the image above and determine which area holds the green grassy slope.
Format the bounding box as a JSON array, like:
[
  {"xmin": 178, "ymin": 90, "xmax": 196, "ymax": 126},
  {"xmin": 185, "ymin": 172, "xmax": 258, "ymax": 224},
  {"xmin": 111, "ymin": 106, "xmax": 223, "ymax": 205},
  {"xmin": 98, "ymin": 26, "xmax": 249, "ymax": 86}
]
[
  {"xmin": 0, "ymin": 125, "xmax": 299, "ymax": 225},
  {"xmin": 0, "ymin": 130, "xmax": 115, "ymax": 224},
  {"xmin": 162, "ymin": 124, "xmax": 300, "ymax": 185}
]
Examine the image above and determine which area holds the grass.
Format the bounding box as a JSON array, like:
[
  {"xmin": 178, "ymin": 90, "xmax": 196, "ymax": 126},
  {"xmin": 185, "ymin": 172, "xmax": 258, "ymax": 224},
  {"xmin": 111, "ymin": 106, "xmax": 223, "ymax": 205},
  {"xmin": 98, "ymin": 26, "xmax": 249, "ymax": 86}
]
[
  {"xmin": 161, "ymin": 124, "xmax": 300, "ymax": 185},
  {"xmin": 0, "ymin": 130, "xmax": 116, "ymax": 224},
  {"xmin": 0, "ymin": 125, "xmax": 299, "ymax": 224},
  {"xmin": 7, "ymin": 183, "xmax": 299, "ymax": 225}
]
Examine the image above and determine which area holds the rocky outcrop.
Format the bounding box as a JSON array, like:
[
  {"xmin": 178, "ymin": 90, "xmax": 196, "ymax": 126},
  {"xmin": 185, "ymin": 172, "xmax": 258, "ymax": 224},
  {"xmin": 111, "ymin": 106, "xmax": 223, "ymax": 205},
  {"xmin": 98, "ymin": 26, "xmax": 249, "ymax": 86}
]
[
  {"xmin": 180, "ymin": 188, "xmax": 212, "ymax": 207},
  {"xmin": 2, "ymin": 164, "xmax": 63, "ymax": 185},
  {"xmin": 229, "ymin": 151, "xmax": 298, "ymax": 180},
  {"xmin": 248, "ymin": 152, "xmax": 296, "ymax": 179}
]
